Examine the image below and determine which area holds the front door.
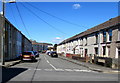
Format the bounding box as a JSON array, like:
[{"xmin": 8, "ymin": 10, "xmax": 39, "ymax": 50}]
[{"xmin": 85, "ymin": 49, "xmax": 87, "ymax": 57}]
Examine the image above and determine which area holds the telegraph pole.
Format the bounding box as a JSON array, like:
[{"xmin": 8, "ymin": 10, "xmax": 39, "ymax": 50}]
[
  {"xmin": 0, "ymin": 0, "xmax": 16, "ymax": 65},
  {"xmin": 98, "ymin": 32, "xmax": 100, "ymax": 57},
  {"xmin": 1, "ymin": 0, "xmax": 5, "ymax": 65}
]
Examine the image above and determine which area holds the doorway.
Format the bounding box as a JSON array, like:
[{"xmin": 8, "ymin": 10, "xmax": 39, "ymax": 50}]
[{"xmin": 85, "ymin": 49, "xmax": 87, "ymax": 57}]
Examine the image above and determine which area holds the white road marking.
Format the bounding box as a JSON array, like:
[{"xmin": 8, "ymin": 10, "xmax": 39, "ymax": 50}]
[
  {"xmin": 78, "ymin": 70, "xmax": 92, "ymax": 72},
  {"xmin": 73, "ymin": 69, "xmax": 81, "ymax": 72},
  {"xmin": 28, "ymin": 69, "xmax": 31, "ymax": 70},
  {"xmin": 55, "ymin": 69, "xmax": 64, "ymax": 71},
  {"xmin": 44, "ymin": 56, "xmax": 57, "ymax": 70},
  {"xmin": 44, "ymin": 69, "xmax": 53, "ymax": 71},
  {"xmin": 28, "ymin": 68, "xmax": 97, "ymax": 73},
  {"xmin": 47, "ymin": 60, "xmax": 50, "ymax": 63},
  {"xmin": 43, "ymin": 55, "xmax": 98, "ymax": 73},
  {"xmin": 34, "ymin": 69, "xmax": 41, "ymax": 71},
  {"xmin": 73, "ymin": 69, "xmax": 98, "ymax": 73},
  {"xmin": 49, "ymin": 63, "xmax": 57, "ymax": 70},
  {"xmin": 64, "ymin": 69, "xmax": 73, "ymax": 71},
  {"xmin": 44, "ymin": 56, "xmax": 48, "ymax": 62}
]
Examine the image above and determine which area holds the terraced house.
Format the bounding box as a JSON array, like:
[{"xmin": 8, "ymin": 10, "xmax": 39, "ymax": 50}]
[
  {"xmin": 57, "ymin": 16, "xmax": 120, "ymax": 69},
  {"xmin": 31, "ymin": 40, "xmax": 53, "ymax": 53},
  {"xmin": 0, "ymin": 15, "xmax": 32, "ymax": 61}
]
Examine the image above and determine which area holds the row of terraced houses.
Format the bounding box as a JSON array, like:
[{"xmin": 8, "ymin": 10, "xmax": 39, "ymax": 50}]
[
  {"xmin": 31, "ymin": 40, "xmax": 53, "ymax": 52},
  {"xmin": 57, "ymin": 16, "xmax": 120, "ymax": 69},
  {"xmin": 0, "ymin": 15, "xmax": 32, "ymax": 62}
]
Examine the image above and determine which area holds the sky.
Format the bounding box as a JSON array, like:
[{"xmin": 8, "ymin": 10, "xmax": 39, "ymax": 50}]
[{"xmin": 0, "ymin": 1, "xmax": 119, "ymax": 44}]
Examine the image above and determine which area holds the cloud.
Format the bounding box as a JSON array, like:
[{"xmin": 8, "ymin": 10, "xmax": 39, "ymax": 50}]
[
  {"xmin": 52, "ymin": 37, "xmax": 63, "ymax": 44},
  {"xmin": 73, "ymin": 4, "xmax": 81, "ymax": 9},
  {"xmin": 40, "ymin": 41, "xmax": 45, "ymax": 43},
  {"xmin": 55, "ymin": 37, "xmax": 61, "ymax": 40}
]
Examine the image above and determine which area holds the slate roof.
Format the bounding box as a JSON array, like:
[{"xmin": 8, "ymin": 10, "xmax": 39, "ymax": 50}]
[{"xmin": 59, "ymin": 16, "xmax": 120, "ymax": 45}]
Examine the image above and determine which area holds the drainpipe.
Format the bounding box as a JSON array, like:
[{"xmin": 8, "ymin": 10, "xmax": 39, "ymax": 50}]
[{"xmin": 98, "ymin": 31, "xmax": 100, "ymax": 57}]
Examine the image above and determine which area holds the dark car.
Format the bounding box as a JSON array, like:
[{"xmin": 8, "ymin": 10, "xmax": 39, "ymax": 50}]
[
  {"xmin": 46, "ymin": 51, "xmax": 51, "ymax": 56},
  {"xmin": 20, "ymin": 51, "xmax": 36, "ymax": 61},
  {"xmin": 33, "ymin": 51, "xmax": 39, "ymax": 57},
  {"xmin": 50, "ymin": 51, "xmax": 58, "ymax": 57}
]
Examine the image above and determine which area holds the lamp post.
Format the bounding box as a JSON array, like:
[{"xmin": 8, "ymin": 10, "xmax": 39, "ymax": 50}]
[
  {"xmin": 0, "ymin": 0, "xmax": 5, "ymax": 65},
  {"xmin": 0, "ymin": 0, "xmax": 16, "ymax": 65}
]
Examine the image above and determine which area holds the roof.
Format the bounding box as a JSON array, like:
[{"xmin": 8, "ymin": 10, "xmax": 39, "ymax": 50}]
[
  {"xmin": 59, "ymin": 16, "xmax": 120, "ymax": 45},
  {"xmin": 0, "ymin": 15, "xmax": 31, "ymax": 43},
  {"xmin": 32, "ymin": 42, "xmax": 53, "ymax": 45}
]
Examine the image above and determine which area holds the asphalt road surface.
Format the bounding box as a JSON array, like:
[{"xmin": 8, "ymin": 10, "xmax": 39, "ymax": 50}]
[{"xmin": 3, "ymin": 54, "xmax": 118, "ymax": 82}]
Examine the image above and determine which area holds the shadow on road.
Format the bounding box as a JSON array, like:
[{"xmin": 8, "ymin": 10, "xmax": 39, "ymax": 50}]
[
  {"xmin": 2, "ymin": 67, "xmax": 28, "ymax": 82},
  {"xmin": 21, "ymin": 59, "xmax": 39, "ymax": 63}
]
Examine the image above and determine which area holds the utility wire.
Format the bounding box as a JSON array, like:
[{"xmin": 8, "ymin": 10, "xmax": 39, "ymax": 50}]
[
  {"xmin": 9, "ymin": 4, "xmax": 19, "ymax": 29},
  {"xmin": 26, "ymin": 2, "xmax": 88, "ymax": 29},
  {"xmin": 15, "ymin": 3, "xmax": 32, "ymax": 39},
  {"xmin": 20, "ymin": 3, "xmax": 67, "ymax": 35}
]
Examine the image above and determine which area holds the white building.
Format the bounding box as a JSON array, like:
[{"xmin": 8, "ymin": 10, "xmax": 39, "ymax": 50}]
[{"xmin": 57, "ymin": 16, "xmax": 120, "ymax": 68}]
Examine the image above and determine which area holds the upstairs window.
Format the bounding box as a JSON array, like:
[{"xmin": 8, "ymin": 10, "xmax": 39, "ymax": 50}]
[
  {"xmin": 108, "ymin": 29, "xmax": 112, "ymax": 41},
  {"xmin": 95, "ymin": 33, "xmax": 99, "ymax": 44},
  {"xmin": 103, "ymin": 31, "xmax": 106, "ymax": 43},
  {"xmin": 81, "ymin": 38, "xmax": 83, "ymax": 45},
  {"xmin": 85, "ymin": 37, "xmax": 87, "ymax": 45},
  {"xmin": 118, "ymin": 28, "xmax": 120, "ymax": 41}
]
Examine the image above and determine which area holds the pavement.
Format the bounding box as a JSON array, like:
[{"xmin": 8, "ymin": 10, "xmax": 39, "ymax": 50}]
[
  {"xmin": 1, "ymin": 60, "xmax": 21, "ymax": 68},
  {"xmin": 58, "ymin": 55, "xmax": 120, "ymax": 74},
  {"xmin": 0, "ymin": 55, "xmax": 119, "ymax": 74}
]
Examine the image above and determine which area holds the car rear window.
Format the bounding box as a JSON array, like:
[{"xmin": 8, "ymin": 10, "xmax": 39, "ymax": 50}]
[
  {"xmin": 34, "ymin": 52, "xmax": 37, "ymax": 54},
  {"xmin": 22, "ymin": 52, "xmax": 32, "ymax": 55}
]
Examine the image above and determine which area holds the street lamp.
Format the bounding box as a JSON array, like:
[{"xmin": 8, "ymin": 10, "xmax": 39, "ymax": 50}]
[{"xmin": 0, "ymin": 0, "xmax": 16, "ymax": 65}]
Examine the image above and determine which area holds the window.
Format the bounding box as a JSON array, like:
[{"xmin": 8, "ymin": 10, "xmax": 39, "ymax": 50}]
[
  {"xmin": 118, "ymin": 28, "xmax": 120, "ymax": 41},
  {"xmin": 107, "ymin": 46, "xmax": 110, "ymax": 56},
  {"xmin": 95, "ymin": 47, "xmax": 98, "ymax": 55},
  {"xmin": 103, "ymin": 31, "xmax": 106, "ymax": 43},
  {"xmin": 116, "ymin": 48, "xmax": 120, "ymax": 58},
  {"xmin": 81, "ymin": 38, "xmax": 83, "ymax": 45},
  {"xmin": 95, "ymin": 33, "xmax": 99, "ymax": 44},
  {"xmin": 118, "ymin": 48, "xmax": 120, "ymax": 57},
  {"xmin": 108, "ymin": 29, "xmax": 112, "ymax": 41},
  {"xmin": 103, "ymin": 46, "xmax": 106, "ymax": 55},
  {"xmin": 85, "ymin": 37, "xmax": 87, "ymax": 45}
]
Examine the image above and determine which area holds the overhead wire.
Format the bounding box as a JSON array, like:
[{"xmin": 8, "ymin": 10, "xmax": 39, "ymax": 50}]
[
  {"xmin": 26, "ymin": 2, "xmax": 88, "ymax": 29},
  {"xmin": 15, "ymin": 3, "xmax": 32, "ymax": 39},
  {"xmin": 9, "ymin": 4, "xmax": 19, "ymax": 29},
  {"xmin": 20, "ymin": 3, "xmax": 67, "ymax": 35}
]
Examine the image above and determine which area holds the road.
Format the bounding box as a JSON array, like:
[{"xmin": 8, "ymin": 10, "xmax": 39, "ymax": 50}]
[{"xmin": 3, "ymin": 54, "xmax": 118, "ymax": 82}]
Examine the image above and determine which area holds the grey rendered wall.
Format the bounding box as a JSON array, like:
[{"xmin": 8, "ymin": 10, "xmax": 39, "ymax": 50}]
[{"xmin": 110, "ymin": 26, "xmax": 119, "ymax": 58}]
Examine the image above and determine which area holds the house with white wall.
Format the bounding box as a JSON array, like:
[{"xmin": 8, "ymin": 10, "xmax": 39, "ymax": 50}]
[{"xmin": 57, "ymin": 16, "xmax": 120, "ymax": 68}]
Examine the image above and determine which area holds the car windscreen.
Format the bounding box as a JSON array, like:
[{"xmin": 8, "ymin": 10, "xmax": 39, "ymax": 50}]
[{"xmin": 22, "ymin": 52, "xmax": 32, "ymax": 55}]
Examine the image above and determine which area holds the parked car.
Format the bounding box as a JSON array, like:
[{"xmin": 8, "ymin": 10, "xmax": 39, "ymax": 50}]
[
  {"xmin": 49, "ymin": 51, "xmax": 58, "ymax": 57},
  {"xmin": 20, "ymin": 51, "xmax": 37, "ymax": 61},
  {"xmin": 42, "ymin": 50, "xmax": 46, "ymax": 53},
  {"xmin": 46, "ymin": 51, "xmax": 51, "ymax": 56},
  {"xmin": 33, "ymin": 51, "xmax": 39, "ymax": 57}
]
